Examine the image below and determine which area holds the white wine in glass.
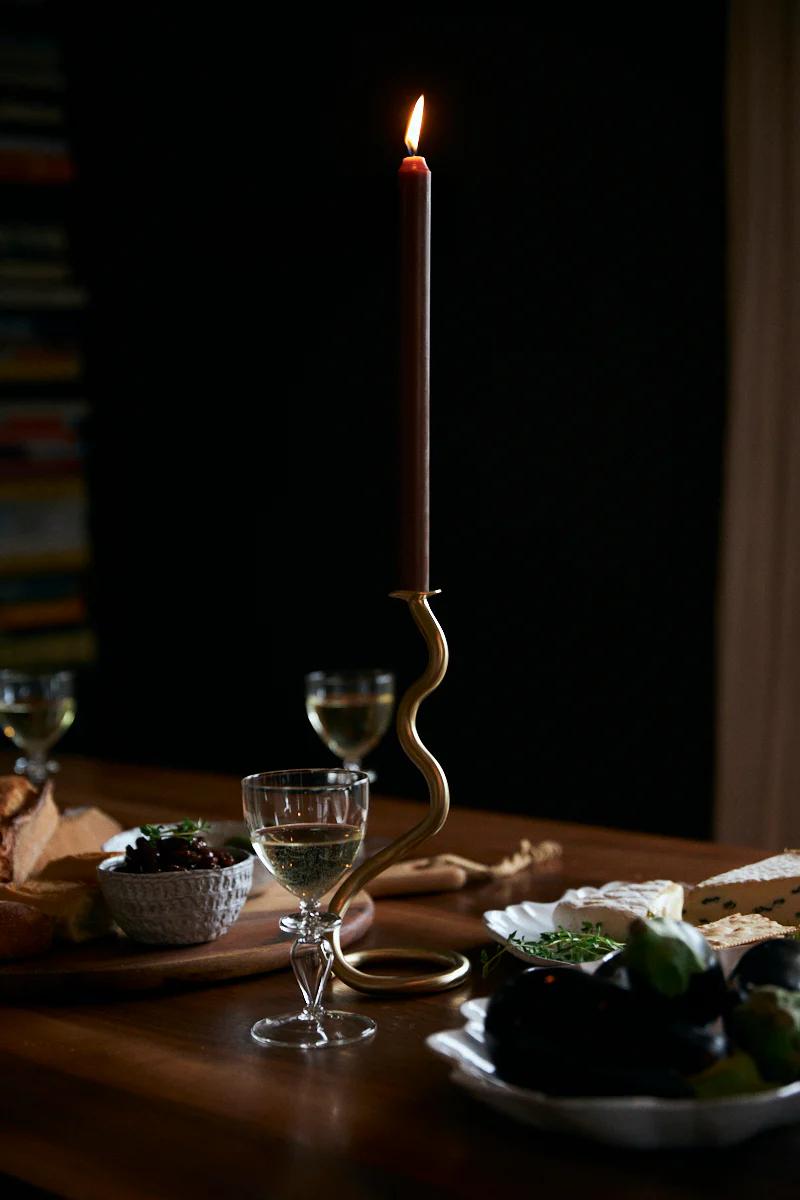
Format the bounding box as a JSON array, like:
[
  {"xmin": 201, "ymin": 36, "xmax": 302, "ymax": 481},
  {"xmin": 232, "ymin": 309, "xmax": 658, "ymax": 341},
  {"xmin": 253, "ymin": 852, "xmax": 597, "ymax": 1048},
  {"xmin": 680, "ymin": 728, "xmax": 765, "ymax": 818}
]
[
  {"xmin": 250, "ymin": 823, "xmax": 364, "ymax": 902},
  {"xmin": 243, "ymin": 768, "xmax": 375, "ymax": 1049},
  {"xmin": 305, "ymin": 670, "xmax": 394, "ymax": 775},
  {"xmin": 0, "ymin": 670, "xmax": 76, "ymax": 785}
]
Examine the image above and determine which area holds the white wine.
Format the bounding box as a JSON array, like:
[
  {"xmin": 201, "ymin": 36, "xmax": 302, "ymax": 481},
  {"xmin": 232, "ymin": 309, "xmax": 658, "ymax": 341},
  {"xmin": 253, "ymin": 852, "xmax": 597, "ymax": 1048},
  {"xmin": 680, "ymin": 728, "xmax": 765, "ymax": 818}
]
[
  {"xmin": 306, "ymin": 691, "xmax": 393, "ymax": 763},
  {"xmin": 251, "ymin": 823, "xmax": 363, "ymax": 901},
  {"xmin": 0, "ymin": 697, "xmax": 76, "ymax": 752}
]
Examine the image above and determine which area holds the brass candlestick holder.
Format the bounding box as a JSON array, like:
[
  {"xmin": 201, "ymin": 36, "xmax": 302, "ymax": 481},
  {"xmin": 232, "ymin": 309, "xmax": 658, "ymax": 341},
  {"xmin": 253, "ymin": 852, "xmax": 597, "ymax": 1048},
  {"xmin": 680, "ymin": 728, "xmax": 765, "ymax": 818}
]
[{"xmin": 327, "ymin": 590, "xmax": 471, "ymax": 994}]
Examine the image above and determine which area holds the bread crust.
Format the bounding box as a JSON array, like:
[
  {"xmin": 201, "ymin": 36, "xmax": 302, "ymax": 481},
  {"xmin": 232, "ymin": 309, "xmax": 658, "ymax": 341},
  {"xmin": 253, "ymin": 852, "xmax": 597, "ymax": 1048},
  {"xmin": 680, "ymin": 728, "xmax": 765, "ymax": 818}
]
[
  {"xmin": 0, "ymin": 878, "xmax": 112, "ymax": 942},
  {"xmin": 0, "ymin": 781, "xmax": 59, "ymax": 884},
  {"xmin": 37, "ymin": 851, "xmax": 109, "ymax": 885},
  {"xmin": 32, "ymin": 806, "xmax": 122, "ymax": 875},
  {"xmin": 0, "ymin": 899, "xmax": 53, "ymax": 960},
  {"xmin": 0, "ymin": 775, "xmax": 37, "ymax": 821}
]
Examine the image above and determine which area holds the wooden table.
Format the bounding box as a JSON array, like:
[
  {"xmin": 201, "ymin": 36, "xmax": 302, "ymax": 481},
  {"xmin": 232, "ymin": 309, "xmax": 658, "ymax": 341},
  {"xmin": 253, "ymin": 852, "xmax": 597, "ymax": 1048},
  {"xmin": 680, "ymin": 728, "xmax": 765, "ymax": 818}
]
[{"xmin": 1, "ymin": 756, "xmax": 799, "ymax": 1199}]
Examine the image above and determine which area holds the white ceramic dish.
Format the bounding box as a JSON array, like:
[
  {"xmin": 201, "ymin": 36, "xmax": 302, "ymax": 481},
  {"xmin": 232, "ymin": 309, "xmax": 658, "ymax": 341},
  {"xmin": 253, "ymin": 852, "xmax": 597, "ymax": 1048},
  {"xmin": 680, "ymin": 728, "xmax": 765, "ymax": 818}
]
[
  {"xmin": 97, "ymin": 850, "xmax": 253, "ymax": 945},
  {"xmin": 483, "ymin": 892, "xmax": 620, "ymax": 974},
  {"xmin": 484, "ymin": 886, "xmax": 753, "ymax": 975},
  {"xmin": 103, "ymin": 821, "xmax": 270, "ymax": 896},
  {"xmin": 426, "ymin": 997, "xmax": 800, "ymax": 1148}
]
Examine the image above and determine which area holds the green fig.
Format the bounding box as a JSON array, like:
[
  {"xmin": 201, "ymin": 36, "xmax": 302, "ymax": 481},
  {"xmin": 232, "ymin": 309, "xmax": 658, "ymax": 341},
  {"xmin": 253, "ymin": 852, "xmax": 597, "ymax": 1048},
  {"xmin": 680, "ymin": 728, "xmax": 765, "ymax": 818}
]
[
  {"xmin": 688, "ymin": 1051, "xmax": 768, "ymax": 1099},
  {"xmin": 729, "ymin": 985, "xmax": 800, "ymax": 1085},
  {"xmin": 620, "ymin": 917, "xmax": 728, "ymax": 1024}
]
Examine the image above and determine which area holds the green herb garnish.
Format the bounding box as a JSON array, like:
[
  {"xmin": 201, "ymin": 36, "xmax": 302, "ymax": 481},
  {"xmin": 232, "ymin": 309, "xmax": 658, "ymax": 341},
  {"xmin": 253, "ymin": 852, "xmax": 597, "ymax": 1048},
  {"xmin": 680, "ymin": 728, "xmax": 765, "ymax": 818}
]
[
  {"xmin": 481, "ymin": 923, "xmax": 624, "ymax": 977},
  {"xmin": 224, "ymin": 834, "xmax": 255, "ymax": 853},
  {"xmin": 139, "ymin": 818, "xmax": 211, "ymax": 842}
]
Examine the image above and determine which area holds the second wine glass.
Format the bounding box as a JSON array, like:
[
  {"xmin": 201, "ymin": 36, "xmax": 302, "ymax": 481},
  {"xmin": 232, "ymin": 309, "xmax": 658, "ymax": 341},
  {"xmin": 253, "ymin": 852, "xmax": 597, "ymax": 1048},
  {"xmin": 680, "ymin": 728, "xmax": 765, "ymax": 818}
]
[
  {"xmin": 0, "ymin": 669, "xmax": 76, "ymax": 785},
  {"xmin": 304, "ymin": 669, "xmax": 395, "ymax": 778}
]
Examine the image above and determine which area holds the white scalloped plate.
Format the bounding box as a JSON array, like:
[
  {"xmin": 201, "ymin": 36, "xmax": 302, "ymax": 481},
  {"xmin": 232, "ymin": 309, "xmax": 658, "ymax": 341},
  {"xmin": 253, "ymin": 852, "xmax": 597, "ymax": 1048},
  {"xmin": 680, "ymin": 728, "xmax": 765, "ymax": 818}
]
[
  {"xmin": 484, "ymin": 886, "xmax": 751, "ymax": 975},
  {"xmin": 426, "ymin": 998, "xmax": 800, "ymax": 1148},
  {"xmin": 483, "ymin": 886, "xmax": 626, "ymax": 974}
]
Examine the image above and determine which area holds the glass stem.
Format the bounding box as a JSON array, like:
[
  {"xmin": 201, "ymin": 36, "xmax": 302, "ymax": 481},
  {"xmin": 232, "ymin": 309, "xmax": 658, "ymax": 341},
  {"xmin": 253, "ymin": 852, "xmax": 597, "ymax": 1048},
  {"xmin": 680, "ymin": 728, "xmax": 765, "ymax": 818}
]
[
  {"xmin": 343, "ymin": 758, "xmax": 361, "ymax": 772},
  {"xmin": 290, "ymin": 903, "xmax": 334, "ymax": 1020},
  {"xmin": 24, "ymin": 748, "xmax": 49, "ymax": 787}
]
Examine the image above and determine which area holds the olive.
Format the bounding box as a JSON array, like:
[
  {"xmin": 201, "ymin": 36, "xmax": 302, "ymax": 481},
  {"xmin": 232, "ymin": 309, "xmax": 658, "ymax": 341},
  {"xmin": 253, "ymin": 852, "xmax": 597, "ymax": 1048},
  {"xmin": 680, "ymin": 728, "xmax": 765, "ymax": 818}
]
[{"xmin": 728, "ymin": 939, "xmax": 800, "ymax": 1003}]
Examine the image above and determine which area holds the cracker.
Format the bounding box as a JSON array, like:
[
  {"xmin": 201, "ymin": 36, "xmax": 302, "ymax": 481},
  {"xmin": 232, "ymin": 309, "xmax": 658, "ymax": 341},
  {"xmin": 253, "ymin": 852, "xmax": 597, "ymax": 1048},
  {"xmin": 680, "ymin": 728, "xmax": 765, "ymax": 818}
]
[{"xmin": 699, "ymin": 911, "xmax": 795, "ymax": 950}]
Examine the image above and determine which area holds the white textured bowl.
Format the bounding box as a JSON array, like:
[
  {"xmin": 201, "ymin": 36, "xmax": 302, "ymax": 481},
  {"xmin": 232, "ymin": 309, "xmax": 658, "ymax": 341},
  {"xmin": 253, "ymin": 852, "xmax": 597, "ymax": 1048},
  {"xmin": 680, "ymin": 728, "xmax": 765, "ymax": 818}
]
[
  {"xmin": 97, "ymin": 851, "xmax": 253, "ymax": 946},
  {"xmin": 103, "ymin": 822, "xmax": 271, "ymax": 897}
]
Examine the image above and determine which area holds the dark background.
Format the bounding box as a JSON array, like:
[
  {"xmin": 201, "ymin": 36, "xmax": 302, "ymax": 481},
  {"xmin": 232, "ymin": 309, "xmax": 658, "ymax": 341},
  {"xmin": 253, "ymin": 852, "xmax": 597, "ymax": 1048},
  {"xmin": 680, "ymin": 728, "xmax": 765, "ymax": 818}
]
[{"xmin": 54, "ymin": 7, "xmax": 727, "ymax": 836}]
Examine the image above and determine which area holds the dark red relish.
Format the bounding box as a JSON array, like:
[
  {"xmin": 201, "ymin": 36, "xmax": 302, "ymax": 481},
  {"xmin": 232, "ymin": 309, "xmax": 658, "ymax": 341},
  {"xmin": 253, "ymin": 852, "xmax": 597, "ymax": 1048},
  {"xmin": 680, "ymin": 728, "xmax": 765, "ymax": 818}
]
[{"xmin": 119, "ymin": 834, "xmax": 236, "ymax": 874}]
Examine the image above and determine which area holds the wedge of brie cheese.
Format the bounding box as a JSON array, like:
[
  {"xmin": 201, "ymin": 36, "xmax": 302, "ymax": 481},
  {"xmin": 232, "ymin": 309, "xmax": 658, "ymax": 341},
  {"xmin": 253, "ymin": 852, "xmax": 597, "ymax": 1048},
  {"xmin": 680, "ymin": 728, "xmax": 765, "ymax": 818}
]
[
  {"xmin": 683, "ymin": 850, "xmax": 800, "ymax": 927},
  {"xmin": 553, "ymin": 880, "xmax": 684, "ymax": 942}
]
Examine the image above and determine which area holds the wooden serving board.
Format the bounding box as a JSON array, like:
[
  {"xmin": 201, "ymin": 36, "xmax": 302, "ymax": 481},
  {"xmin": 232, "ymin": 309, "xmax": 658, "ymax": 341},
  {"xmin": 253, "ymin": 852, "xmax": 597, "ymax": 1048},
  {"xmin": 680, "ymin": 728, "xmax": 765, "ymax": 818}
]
[{"xmin": 0, "ymin": 885, "xmax": 374, "ymax": 1002}]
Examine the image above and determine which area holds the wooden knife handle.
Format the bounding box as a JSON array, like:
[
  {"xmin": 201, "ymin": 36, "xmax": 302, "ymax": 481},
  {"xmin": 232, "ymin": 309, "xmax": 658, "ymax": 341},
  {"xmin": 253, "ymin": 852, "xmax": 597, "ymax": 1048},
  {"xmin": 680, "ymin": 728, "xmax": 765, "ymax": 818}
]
[{"xmin": 365, "ymin": 859, "xmax": 468, "ymax": 897}]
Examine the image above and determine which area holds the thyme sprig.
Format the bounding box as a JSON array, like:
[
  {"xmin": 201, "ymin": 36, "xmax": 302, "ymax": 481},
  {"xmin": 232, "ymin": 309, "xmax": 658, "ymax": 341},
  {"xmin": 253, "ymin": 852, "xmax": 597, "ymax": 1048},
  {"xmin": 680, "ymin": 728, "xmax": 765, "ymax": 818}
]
[
  {"xmin": 481, "ymin": 923, "xmax": 624, "ymax": 977},
  {"xmin": 139, "ymin": 818, "xmax": 211, "ymax": 842}
]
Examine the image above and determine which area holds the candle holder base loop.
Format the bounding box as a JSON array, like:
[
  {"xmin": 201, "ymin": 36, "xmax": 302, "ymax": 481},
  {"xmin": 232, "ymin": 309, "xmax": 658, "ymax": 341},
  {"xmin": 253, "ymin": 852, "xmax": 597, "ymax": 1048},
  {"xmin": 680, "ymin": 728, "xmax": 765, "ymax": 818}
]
[
  {"xmin": 328, "ymin": 941, "xmax": 469, "ymax": 995},
  {"xmin": 327, "ymin": 589, "xmax": 470, "ymax": 995}
]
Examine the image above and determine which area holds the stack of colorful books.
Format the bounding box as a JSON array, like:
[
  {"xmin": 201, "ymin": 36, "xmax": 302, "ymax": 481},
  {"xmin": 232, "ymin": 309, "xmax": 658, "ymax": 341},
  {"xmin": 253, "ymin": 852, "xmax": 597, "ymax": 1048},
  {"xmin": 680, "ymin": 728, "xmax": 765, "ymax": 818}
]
[{"xmin": 0, "ymin": 24, "xmax": 94, "ymax": 670}]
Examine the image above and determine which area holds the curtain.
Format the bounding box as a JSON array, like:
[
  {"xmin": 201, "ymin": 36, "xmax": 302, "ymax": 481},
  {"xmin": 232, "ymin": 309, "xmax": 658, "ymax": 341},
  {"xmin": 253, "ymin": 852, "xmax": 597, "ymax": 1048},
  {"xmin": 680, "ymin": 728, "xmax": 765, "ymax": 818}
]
[{"xmin": 717, "ymin": 0, "xmax": 800, "ymax": 846}]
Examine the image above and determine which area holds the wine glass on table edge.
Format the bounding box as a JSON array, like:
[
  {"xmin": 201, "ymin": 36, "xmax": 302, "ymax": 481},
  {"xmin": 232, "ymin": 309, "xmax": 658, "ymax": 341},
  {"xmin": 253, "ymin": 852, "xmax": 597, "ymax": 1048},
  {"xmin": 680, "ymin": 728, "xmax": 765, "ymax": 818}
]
[
  {"xmin": 304, "ymin": 669, "xmax": 395, "ymax": 783},
  {"xmin": 242, "ymin": 768, "xmax": 375, "ymax": 1049},
  {"xmin": 0, "ymin": 669, "xmax": 76, "ymax": 786}
]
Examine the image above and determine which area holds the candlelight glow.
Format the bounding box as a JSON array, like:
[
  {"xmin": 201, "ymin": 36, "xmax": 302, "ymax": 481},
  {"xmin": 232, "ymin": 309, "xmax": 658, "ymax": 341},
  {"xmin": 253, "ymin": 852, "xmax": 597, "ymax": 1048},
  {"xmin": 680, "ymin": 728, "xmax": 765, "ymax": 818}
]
[{"xmin": 404, "ymin": 95, "xmax": 424, "ymax": 154}]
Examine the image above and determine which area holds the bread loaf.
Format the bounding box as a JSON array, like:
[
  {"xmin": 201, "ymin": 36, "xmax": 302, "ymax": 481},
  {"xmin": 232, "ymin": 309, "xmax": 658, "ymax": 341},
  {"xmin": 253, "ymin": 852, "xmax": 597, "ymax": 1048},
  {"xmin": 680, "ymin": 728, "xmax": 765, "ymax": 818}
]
[
  {"xmin": 0, "ymin": 879, "xmax": 113, "ymax": 942},
  {"xmin": 33, "ymin": 806, "xmax": 122, "ymax": 875},
  {"xmin": 0, "ymin": 778, "xmax": 59, "ymax": 884},
  {"xmin": 0, "ymin": 776, "xmax": 37, "ymax": 820},
  {"xmin": 0, "ymin": 899, "xmax": 53, "ymax": 960},
  {"xmin": 37, "ymin": 851, "xmax": 110, "ymax": 885}
]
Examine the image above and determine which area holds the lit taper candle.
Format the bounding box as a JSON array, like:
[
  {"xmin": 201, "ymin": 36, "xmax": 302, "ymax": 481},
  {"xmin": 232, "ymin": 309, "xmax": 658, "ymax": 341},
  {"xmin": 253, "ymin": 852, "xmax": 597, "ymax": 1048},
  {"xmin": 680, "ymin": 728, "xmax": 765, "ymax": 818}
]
[{"xmin": 398, "ymin": 95, "xmax": 430, "ymax": 593}]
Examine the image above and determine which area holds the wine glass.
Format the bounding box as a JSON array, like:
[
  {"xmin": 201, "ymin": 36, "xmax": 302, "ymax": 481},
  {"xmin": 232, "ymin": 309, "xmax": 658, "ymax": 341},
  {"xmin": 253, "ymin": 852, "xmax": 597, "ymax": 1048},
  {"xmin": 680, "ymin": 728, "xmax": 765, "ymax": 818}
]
[
  {"xmin": 242, "ymin": 768, "xmax": 376, "ymax": 1049},
  {"xmin": 304, "ymin": 669, "xmax": 395, "ymax": 779},
  {"xmin": 0, "ymin": 669, "xmax": 76, "ymax": 785}
]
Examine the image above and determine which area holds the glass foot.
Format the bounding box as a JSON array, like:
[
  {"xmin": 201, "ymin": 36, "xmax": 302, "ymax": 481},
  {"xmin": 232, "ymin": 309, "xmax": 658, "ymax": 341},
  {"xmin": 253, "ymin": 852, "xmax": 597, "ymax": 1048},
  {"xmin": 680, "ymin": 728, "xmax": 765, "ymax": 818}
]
[{"xmin": 250, "ymin": 1009, "xmax": 376, "ymax": 1049}]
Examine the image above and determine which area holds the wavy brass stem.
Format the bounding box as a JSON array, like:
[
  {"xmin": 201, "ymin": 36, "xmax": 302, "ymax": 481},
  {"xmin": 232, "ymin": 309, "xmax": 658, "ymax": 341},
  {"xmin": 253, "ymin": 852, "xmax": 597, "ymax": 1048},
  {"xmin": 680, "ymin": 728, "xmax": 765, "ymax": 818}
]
[{"xmin": 327, "ymin": 590, "xmax": 471, "ymax": 994}]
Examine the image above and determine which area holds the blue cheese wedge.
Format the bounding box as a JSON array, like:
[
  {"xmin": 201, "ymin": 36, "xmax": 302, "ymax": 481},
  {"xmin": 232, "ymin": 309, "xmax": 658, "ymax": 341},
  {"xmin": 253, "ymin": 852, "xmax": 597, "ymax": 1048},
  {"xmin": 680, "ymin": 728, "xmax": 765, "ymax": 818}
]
[
  {"xmin": 683, "ymin": 851, "xmax": 800, "ymax": 927},
  {"xmin": 553, "ymin": 880, "xmax": 684, "ymax": 942}
]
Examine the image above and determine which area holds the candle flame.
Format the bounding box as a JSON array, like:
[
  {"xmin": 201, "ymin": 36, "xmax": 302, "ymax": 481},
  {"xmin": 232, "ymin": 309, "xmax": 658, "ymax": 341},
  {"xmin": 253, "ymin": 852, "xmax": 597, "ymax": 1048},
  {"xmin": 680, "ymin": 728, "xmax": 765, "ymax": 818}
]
[{"xmin": 404, "ymin": 95, "xmax": 424, "ymax": 154}]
